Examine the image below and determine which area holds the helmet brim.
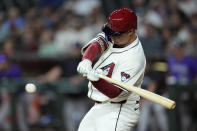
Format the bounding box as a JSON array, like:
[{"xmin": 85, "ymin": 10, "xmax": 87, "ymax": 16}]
[{"xmin": 102, "ymin": 24, "xmax": 125, "ymax": 36}]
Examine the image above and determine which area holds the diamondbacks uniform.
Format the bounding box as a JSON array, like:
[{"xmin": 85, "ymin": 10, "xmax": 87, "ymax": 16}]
[{"xmin": 78, "ymin": 32, "xmax": 146, "ymax": 131}]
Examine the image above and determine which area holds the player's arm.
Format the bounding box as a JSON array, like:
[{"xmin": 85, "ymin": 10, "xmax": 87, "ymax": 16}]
[
  {"xmin": 86, "ymin": 69, "xmax": 123, "ymax": 98},
  {"xmin": 78, "ymin": 33, "xmax": 122, "ymax": 98},
  {"xmin": 77, "ymin": 33, "xmax": 109, "ymax": 76},
  {"xmin": 91, "ymin": 78, "xmax": 123, "ymax": 98},
  {"xmin": 81, "ymin": 32, "xmax": 109, "ymax": 61}
]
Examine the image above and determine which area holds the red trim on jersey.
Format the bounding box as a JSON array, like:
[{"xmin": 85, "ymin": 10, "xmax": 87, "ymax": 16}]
[
  {"xmin": 82, "ymin": 42, "xmax": 102, "ymax": 62},
  {"xmin": 91, "ymin": 79, "xmax": 123, "ymax": 98},
  {"xmin": 99, "ymin": 36, "xmax": 108, "ymax": 50}
]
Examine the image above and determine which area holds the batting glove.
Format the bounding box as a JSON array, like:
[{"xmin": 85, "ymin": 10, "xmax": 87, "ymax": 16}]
[
  {"xmin": 77, "ymin": 59, "xmax": 92, "ymax": 76},
  {"xmin": 87, "ymin": 69, "xmax": 104, "ymax": 81}
]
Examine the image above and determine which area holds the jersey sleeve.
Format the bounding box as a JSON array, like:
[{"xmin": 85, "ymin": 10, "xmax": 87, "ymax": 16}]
[{"xmin": 81, "ymin": 32, "xmax": 109, "ymax": 55}]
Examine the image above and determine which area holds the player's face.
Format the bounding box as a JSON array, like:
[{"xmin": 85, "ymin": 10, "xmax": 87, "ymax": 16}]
[{"xmin": 111, "ymin": 30, "xmax": 135, "ymax": 46}]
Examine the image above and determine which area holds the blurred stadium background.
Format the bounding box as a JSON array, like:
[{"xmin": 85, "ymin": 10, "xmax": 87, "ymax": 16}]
[{"xmin": 0, "ymin": 0, "xmax": 197, "ymax": 131}]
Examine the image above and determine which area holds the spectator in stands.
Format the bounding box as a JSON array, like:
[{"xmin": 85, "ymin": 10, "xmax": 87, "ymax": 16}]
[
  {"xmin": 182, "ymin": 13, "xmax": 197, "ymax": 57},
  {"xmin": 141, "ymin": 22, "xmax": 163, "ymax": 59},
  {"xmin": 37, "ymin": 43, "xmax": 84, "ymax": 83},
  {"xmin": 0, "ymin": 13, "xmax": 9, "ymax": 44},
  {"xmin": 167, "ymin": 39, "xmax": 197, "ymax": 131},
  {"xmin": 183, "ymin": 25, "xmax": 197, "ymax": 57},
  {"xmin": 168, "ymin": 9, "xmax": 188, "ymax": 37},
  {"xmin": 88, "ymin": 6, "xmax": 105, "ymax": 36},
  {"xmin": 38, "ymin": 28, "xmax": 59, "ymax": 58},
  {"xmin": 64, "ymin": 0, "xmax": 100, "ymax": 16},
  {"xmin": 0, "ymin": 54, "xmax": 21, "ymax": 79},
  {"xmin": 21, "ymin": 21, "xmax": 40, "ymax": 53},
  {"xmin": 2, "ymin": 7, "xmax": 26, "ymax": 51},
  {"xmin": 161, "ymin": 27, "xmax": 173, "ymax": 57},
  {"xmin": 3, "ymin": 7, "xmax": 26, "ymax": 30},
  {"xmin": 167, "ymin": 40, "xmax": 197, "ymax": 84},
  {"xmin": 54, "ymin": 13, "xmax": 94, "ymax": 55},
  {"xmin": 1, "ymin": 40, "xmax": 15, "ymax": 59},
  {"xmin": 38, "ymin": 0, "xmax": 63, "ymax": 9},
  {"xmin": 178, "ymin": 0, "xmax": 197, "ymax": 17}
]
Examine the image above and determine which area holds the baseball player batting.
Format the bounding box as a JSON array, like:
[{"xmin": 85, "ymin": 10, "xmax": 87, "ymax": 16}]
[{"xmin": 77, "ymin": 8, "xmax": 146, "ymax": 131}]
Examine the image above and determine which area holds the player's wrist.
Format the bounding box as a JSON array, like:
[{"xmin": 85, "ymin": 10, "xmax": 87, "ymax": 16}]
[
  {"xmin": 82, "ymin": 59, "xmax": 92, "ymax": 66},
  {"xmin": 87, "ymin": 69, "xmax": 104, "ymax": 81},
  {"xmin": 77, "ymin": 59, "xmax": 92, "ymax": 76}
]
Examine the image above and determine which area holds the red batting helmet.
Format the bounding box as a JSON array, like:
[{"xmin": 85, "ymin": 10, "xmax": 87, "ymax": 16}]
[{"xmin": 102, "ymin": 8, "xmax": 137, "ymax": 36}]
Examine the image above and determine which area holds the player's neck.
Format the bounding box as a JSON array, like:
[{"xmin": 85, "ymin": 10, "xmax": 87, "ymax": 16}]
[{"xmin": 129, "ymin": 33, "xmax": 137, "ymax": 44}]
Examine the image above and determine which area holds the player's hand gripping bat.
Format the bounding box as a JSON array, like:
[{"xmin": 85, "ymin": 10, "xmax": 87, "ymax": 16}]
[{"xmin": 97, "ymin": 74, "xmax": 176, "ymax": 109}]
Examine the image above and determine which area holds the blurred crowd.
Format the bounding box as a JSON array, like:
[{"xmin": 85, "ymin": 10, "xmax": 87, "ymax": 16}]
[{"xmin": 0, "ymin": 0, "xmax": 197, "ymax": 131}]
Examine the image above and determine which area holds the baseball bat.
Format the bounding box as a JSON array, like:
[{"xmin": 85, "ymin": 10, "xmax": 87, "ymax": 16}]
[{"xmin": 97, "ymin": 74, "xmax": 176, "ymax": 109}]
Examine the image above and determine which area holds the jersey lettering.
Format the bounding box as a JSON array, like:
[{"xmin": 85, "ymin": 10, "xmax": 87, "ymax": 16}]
[{"xmin": 101, "ymin": 63, "xmax": 115, "ymax": 77}]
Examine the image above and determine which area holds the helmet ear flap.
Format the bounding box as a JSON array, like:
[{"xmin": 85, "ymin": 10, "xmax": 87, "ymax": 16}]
[
  {"xmin": 102, "ymin": 23, "xmax": 125, "ymax": 37},
  {"xmin": 102, "ymin": 24, "xmax": 114, "ymax": 36}
]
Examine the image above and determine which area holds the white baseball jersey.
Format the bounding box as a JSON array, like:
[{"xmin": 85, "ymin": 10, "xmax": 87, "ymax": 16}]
[
  {"xmin": 82, "ymin": 32, "xmax": 146, "ymax": 103},
  {"xmin": 78, "ymin": 32, "xmax": 146, "ymax": 131}
]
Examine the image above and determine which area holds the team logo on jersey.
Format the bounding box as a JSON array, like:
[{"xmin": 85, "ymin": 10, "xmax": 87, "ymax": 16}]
[
  {"xmin": 121, "ymin": 72, "xmax": 130, "ymax": 82},
  {"xmin": 101, "ymin": 63, "xmax": 115, "ymax": 77}
]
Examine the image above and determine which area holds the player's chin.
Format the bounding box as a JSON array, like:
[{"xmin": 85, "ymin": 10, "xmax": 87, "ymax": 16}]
[
  {"xmin": 113, "ymin": 40, "xmax": 121, "ymax": 44},
  {"xmin": 115, "ymin": 42, "xmax": 124, "ymax": 46},
  {"xmin": 112, "ymin": 38, "xmax": 119, "ymax": 43}
]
